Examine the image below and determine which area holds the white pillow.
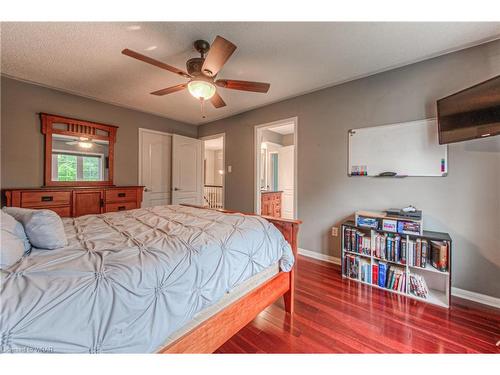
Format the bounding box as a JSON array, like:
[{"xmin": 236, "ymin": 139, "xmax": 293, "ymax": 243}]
[
  {"xmin": 2, "ymin": 207, "xmax": 68, "ymax": 250},
  {"xmin": 1, "ymin": 211, "xmax": 31, "ymax": 269}
]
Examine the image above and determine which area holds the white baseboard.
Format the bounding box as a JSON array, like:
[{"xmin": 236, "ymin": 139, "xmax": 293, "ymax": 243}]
[
  {"xmin": 298, "ymin": 248, "xmax": 341, "ymax": 265},
  {"xmin": 298, "ymin": 248, "xmax": 500, "ymax": 310},
  {"xmin": 451, "ymin": 287, "xmax": 500, "ymax": 309}
]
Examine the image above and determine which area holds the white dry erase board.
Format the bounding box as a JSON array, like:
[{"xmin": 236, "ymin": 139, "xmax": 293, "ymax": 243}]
[{"xmin": 348, "ymin": 118, "xmax": 448, "ymax": 177}]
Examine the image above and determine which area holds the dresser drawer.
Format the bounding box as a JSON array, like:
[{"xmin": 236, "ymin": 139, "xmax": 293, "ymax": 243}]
[
  {"xmin": 47, "ymin": 206, "xmax": 72, "ymax": 217},
  {"xmin": 105, "ymin": 202, "xmax": 137, "ymax": 213},
  {"xmin": 21, "ymin": 191, "xmax": 71, "ymax": 208},
  {"xmin": 105, "ymin": 189, "xmax": 137, "ymax": 203}
]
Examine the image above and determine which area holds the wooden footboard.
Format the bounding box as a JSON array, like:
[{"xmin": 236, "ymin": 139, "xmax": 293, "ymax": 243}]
[
  {"xmin": 261, "ymin": 215, "xmax": 299, "ymax": 314},
  {"xmin": 159, "ymin": 205, "xmax": 301, "ymax": 353}
]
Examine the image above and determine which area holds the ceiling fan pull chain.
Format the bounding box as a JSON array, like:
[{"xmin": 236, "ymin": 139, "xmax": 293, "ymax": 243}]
[{"xmin": 200, "ymin": 98, "xmax": 206, "ymax": 119}]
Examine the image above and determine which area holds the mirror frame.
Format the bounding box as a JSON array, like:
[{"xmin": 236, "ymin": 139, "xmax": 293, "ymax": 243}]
[{"xmin": 41, "ymin": 113, "xmax": 118, "ymax": 187}]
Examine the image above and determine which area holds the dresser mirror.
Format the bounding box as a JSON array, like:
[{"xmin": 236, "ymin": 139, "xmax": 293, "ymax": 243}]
[{"xmin": 41, "ymin": 113, "xmax": 117, "ymax": 186}]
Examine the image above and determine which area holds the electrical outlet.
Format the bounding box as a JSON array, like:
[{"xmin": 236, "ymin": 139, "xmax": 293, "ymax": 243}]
[{"xmin": 331, "ymin": 227, "xmax": 338, "ymax": 237}]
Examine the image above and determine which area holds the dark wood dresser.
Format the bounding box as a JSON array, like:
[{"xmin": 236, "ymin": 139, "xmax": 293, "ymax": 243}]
[
  {"xmin": 261, "ymin": 191, "xmax": 282, "ymax": 218},
  {"xmin": 3, "ymin": 186, "xmax": 143, "ymax": 218}
]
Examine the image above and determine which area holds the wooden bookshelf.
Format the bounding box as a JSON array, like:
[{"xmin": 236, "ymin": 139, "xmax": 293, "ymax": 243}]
[{"xmin": 341, "ymin": 217, "xmax": 452, "ymax": 308}]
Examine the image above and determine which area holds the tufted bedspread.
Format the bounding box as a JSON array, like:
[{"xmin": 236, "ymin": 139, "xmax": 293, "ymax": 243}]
[{"xmin": 0, "ymin": 205, "xmax": 294, "ymax": 353}]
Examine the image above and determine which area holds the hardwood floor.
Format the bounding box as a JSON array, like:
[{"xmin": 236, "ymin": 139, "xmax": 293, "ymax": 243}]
[{"xmin": 215, "ymin": 255, "xmax": 500, "ymax": 353}]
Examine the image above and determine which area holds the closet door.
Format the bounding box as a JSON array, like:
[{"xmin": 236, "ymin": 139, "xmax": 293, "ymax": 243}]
[
  {"xmin": 139, "ymin": 129, "xmax": 172, "ymax": 207},
  {"xmin": 172, "ymin": 134, "xmax": 203, "ymax": 205}
]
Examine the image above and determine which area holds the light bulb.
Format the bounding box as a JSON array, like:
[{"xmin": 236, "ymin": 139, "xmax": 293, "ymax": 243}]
[
  {"xmin": 78, "ymin": 142, "xmax": 93, "ymax": 149},
  {"xmin": 187, "ymin": 80, "xmax": 216, "ymax": 100}
]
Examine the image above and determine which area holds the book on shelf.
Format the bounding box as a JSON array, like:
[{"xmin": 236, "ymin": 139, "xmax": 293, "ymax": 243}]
[
  {"xmin": 416, "ymin": 238, "xmax": 421, "ymax": 267},
  {"xmin": 344, "ymin": 225, "xmax": 448, "ymax": 272},
  {"xmin": 430, "ymin": 241, "xmax": 449, "ymax": 272},
  {"xmin": 360, "ymin": 259, "xmax": 371, "ymax": 284},
  {"xmin": 378, "ymin": 262, "xmax": 387, "ymax": 288},
  {"xmin": 375, "ymin": 262, "xmax": 406, "ymax": 293},
  {"xmin": 344, "ymin": 254, "xmax": 360, "ymax": 279},
  {"xmin": 409, "ymin": 273, "xmax": 429, "ymax": 299},
  {"xmin": 343, "ymin": 227, "xmax": 371, "ymax": 255},
  {"xmin": 372, "ymin": 232, "xmax": 405, "ymax": 264},
  {"xmin": 406, "ymin": 238, "xmax": 436, "ymax": 270},
  {"xmin": 372, "ymin": 263, "xmax": 378, "ymax": 286}
]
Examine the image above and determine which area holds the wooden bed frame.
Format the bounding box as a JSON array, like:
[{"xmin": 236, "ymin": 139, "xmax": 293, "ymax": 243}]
[{"xmin": 158, "ymin": 207, "xmax": 301, "ymax": 353}]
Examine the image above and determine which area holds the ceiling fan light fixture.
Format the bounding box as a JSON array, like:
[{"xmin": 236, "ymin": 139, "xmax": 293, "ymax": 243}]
[
  {"xmin": 76, "ymin": 138, "xmax": 93, "ymax": 149},
  {"xmin": 187, "ymin": 79, "xmax": 216, "ymax": 100},
  {"xmin": 78, "ymin": 141, "xmax": 93, "ymax": 149}
]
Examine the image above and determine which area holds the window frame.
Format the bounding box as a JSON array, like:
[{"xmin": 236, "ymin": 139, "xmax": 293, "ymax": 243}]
[{"xmin": 52, "ymin": 149, "xmax": 105, "ymax": 182}]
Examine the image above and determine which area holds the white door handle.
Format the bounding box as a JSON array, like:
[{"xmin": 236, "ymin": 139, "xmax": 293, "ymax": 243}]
[{"xmin": 144, "ymin": 187, "xmax": 151, "ymax": 192}]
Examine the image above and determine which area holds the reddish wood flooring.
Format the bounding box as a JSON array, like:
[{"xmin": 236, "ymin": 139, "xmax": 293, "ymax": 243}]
[{"xmin": 215, "ymin": 255, "xmax": 500, "ymax": 353}]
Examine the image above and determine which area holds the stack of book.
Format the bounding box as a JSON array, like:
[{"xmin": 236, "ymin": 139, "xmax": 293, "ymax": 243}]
[
  {"xmin": 406, "ymin": 238, "xmax": 428, "ymax": 268},
  {"xmin": 360, "ymin": 259, "xmax": 371, "ymax": 284},
  {"xmin": 409, "ymin": 273, "xmax": 429, "ymax": 298},
  {"xmin": 344, "ymin": 254, "xmax": 359, "ymax": 279},
  {"xmin": 372, "ymin": 262, "xmax": 407, "ymax": 293},
  {"xmin": 373, "ymin": 233, "xmax": 406, "ymax": 264},
  {"xmin": 344, "ymin": 227, "xmax": 371, "ymax": 255}
]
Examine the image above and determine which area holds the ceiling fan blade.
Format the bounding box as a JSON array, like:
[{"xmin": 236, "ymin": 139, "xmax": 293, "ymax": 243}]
[
  {"xmin": 122, "ymin": 49, "xmax": 190, "ymax": 78},
  {"xmin": 150, "ymin": 83, "xmax": 187, "ymax": 96},
  {"xmin": 202, "ymin": 36, "xmax": 237, "ymax": 77},
  {"xmin": 210, "ymin": 91, "xmax": 226, "ymax": 108},
  {"xmin": 215, "ymin": 79, "xmax": 270, "ymax": 93}
]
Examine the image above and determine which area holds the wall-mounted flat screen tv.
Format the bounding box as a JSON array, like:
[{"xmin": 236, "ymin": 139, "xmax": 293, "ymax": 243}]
[{"xmin": 437, "ymin": 75, "xmax": 500, "ymax": 144}]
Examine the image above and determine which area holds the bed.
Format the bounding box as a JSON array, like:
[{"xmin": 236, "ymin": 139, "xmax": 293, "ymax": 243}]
[{"xmin": 0, "ymin": 204, "xmax": 300, "ymax": 353}]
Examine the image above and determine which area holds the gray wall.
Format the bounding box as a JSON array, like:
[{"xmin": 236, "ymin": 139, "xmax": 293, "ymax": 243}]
[
  {"xmin": 1, "ymin": 76, "xmax": 197, "ymax": 188},
  {"xmin": 198, "ymin": 39, "xmax": 500, "ymax": 298}
]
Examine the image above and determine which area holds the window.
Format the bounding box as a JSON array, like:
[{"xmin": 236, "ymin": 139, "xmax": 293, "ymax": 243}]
[{"xmin": 52, "ymin": 152, "xmax": 103, "ymax": 181}]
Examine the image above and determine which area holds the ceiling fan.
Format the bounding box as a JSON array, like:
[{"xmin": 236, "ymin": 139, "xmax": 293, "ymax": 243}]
[
  {"xmin": 66, "ymin": 137, "xmax": 93, "ymax": 149},
  {"xmin": 121, "ymin": 35, "xmax": 270, "ymax": 112}
]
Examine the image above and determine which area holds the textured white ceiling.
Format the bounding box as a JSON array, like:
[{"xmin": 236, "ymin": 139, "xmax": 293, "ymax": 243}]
[
  {"xmin": 1, "ymin": 22, "xmax": 499, "ymax": 125},
  {"xmin": 270, "ymin": 123, "xmax": 295, "ymax": 135}
]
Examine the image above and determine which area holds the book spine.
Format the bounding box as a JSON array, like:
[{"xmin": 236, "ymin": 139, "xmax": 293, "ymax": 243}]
[
  {"xmin": 385, "ymin": 266, "xmax": 393, "ymax": 288},
  {"xmin": 378, "ymin": 262, "xmax": 386, "ymax": 288},
  {"xmin": 372, "ymin": 264, "xmax": 378, "ymax": 285},
  {"xmin": 421, "ymin": 239, "xmax": 427, "ymax": 268},
  {"xmin": 395, "ymin": 235, "xmax": 400, "ymax": 263},
  {"xmin": 416, "ymin": 238, "xmax": 421, "ymax": 267},
  {"xmin": 394, "ymin": 272, "xmax": 400, "ymax": 290}
]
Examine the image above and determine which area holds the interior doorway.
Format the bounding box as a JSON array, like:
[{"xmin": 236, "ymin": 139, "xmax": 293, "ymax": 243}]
[
  {"xmin": 201, "ymin": 133, "xmax": 225, "ymax": 209},
  {"xmin": 255, "ymin": 118, "xmax": 297, "ymax": 219}
]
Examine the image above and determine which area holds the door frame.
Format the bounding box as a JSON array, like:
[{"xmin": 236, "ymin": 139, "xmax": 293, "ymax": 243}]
[
  {"xmin": 254, "ymin": 117, "xmax": 298, "ymax": 219},
  {"xmin": 138, "ymin": 128, "xmax": 173, "ymax": 206},
  {"xmin": 199, "ymin": 132, "xmax": 226, "ymax": 209}
]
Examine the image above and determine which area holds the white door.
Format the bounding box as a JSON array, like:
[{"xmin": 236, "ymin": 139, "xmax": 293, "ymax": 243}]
[
  {"xmin": 172, "ymin": 134, "xmax": 203, "ymax": 205},
  {"xmin": 278, "ymin": 145, "xmax": 295, "ymax": 219},
  {"xmin": 139, "ymin": 129, "xmax": 172, "ymax": 207}
]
